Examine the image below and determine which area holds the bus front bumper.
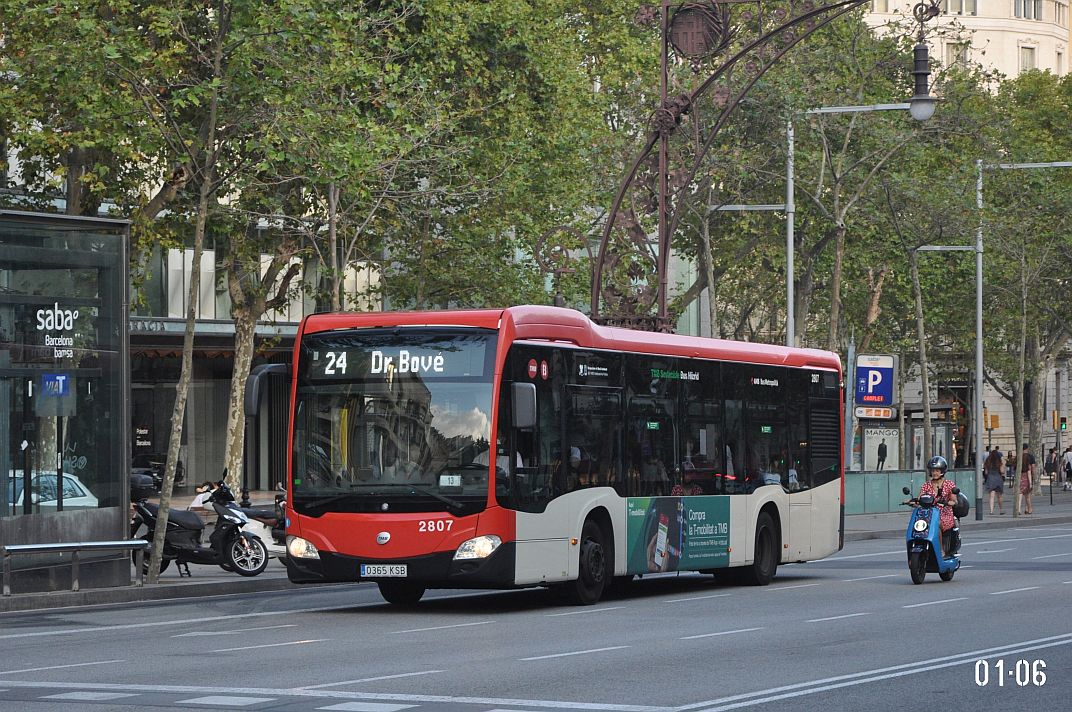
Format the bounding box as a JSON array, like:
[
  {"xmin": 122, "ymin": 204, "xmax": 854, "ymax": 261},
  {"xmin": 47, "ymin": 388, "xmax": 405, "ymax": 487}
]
[{"xmin": 284, "ymin": 541, "xmax": 517, "ymax": 589}]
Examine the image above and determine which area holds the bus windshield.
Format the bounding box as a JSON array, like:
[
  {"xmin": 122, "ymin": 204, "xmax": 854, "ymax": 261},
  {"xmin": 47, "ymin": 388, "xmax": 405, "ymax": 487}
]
[{"xmin": 291, "ymin": 328, "xmax": 498, "ymax": 517}]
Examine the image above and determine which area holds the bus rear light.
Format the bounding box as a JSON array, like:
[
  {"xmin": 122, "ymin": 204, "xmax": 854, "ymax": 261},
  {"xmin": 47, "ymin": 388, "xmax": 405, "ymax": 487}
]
[
  {"xmin": 453, "ymin": 535, "xmax": 502, "ymax": 560},
  {"xmin": 287, "ymin": 535, "xmax": 321, "ymax": 559}
]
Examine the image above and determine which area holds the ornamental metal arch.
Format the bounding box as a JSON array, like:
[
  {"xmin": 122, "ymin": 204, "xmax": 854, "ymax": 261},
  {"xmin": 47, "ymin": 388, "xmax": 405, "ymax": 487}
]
[{"xmin": 590, "ymin": 0, "xmax": 940, "ymax": 332}]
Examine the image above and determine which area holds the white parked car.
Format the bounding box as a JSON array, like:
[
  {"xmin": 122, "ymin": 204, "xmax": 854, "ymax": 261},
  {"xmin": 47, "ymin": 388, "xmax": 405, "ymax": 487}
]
[{"xmin": 5, "ymin": 472, "xmax": 99, "ymax": 510}]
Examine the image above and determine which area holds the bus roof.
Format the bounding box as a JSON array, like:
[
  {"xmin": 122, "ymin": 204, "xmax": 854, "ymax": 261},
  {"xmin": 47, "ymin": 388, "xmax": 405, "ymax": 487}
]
[{"xmin": 299, "ymin": 306, "xmax": 842, "ymax": 374}]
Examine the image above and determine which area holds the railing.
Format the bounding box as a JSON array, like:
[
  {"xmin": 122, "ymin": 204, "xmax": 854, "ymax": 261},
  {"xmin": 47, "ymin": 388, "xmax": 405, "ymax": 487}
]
[
  {"xmin": 1, "ymin": 540, "xmax": 149, "ymax": 596},
  {"xmin": 844, "ymin": 468, "xmax": 977, "ymax": 514}
]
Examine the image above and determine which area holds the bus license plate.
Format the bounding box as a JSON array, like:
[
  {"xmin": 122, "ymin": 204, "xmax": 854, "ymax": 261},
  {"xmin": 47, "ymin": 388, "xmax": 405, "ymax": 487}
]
[{"xmin": 360, "ymin": 564, "xmax": 407, "ymax": 577}]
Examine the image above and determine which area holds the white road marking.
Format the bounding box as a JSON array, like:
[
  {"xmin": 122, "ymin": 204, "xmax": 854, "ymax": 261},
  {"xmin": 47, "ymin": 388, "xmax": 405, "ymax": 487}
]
[
  {"xmin": 41, "ymin": 692, "xmax": 138, "ymax": 701},
  {"xmin": 546, "ymin": 606, "xmax": 625, "ymax": 617},
  {"xmin": 298, "ymin": 671, "xmax": 444, "ymax": 690},
  {"xmin": 827, "ymin": 550, "xmax": 901, "ymax": 560},
  {"xmin": 841, "ymin": 574, "xmax": 897, "ymax": 582},
  {"xmin": 390, "ymin": 621, "xmax": 492, "ymax": 633},
  {"xmin": 0, "ymin": 680, "xmax": 671, "ymax": 712},
  {"xmin": 678, "ymin": 633, "xmax": 1072, "ymax": 712},
  {"xmin": 173, "ymin": 624, "xmax": 298, "ymax": 637},
  {"xmin": 666, "ymin": 593, "xmax": 732, "ymax": 602},
  {"xmin": 976, "ymin": 548, "xmax": 1014, "ymax": 554},
  {"xmin": 902, "ymin": 597, "xmax": 967, "ymax": 608},
  {"xmin": 176, "ymin": 695, "xmax": 274, "ymax": 706},
  {"xmin": 0, "ymin": 660, "xmax": 124, "ymax": 675},
  {"xmin": 989, "ymin": 587, "xmax": 1040, "ymax": 595},
  {"xmin": 681, "ymin": 628, "xmax": 763, "ymax": 640},
  {"xmin": 765, "ymin": 583, "xmax": 821, "ymax": 591},
  {"xmin": 520, "ymin": 645, "xmax": 630, "ymax": 661},
  {"xmin": 211, "ymin": 639, "xmax": 326, "ymax": 653},
  {"xmin": 1031, "ymin": 552, "xmax": 1072, "ymax": 559},
  {"xmin": 317, "ymin": 703, "xmax": 416, "ymax": 711},
  {"xmin": 967, "ymin": 532, "xmax": 1072, "ymax": 546},
  {"xmin": 806, "ymin": 612, "xmax": 871, "ymax": 623}
]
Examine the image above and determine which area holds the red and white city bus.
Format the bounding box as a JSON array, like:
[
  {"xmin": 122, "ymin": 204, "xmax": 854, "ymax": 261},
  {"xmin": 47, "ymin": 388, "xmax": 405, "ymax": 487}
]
[{"xmin": 282, "ymin": 306, "xmax": 844, "ymax": 605}]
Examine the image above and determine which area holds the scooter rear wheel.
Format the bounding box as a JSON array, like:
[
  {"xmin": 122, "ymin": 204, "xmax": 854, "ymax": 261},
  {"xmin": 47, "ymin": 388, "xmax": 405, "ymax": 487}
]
[
  {"xmin": 226, "ymin": 535, "xmax": 269, "ymax": 576},
  {"xmin": 131, "ymin": 538, "xmax": 170, "ymax": 576},
  {"xmin": 909, "ymin": 551, "xmax": 926, "ymax": 584},
  {"xmin": 939, "ymin": 568, "xmax": 955, "ymax": 581}
]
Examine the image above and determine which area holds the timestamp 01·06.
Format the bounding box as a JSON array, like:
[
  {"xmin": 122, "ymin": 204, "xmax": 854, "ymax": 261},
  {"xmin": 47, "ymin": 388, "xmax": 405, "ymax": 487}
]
[{"xmin": 974, "ymin": 659, "xmax": 1046, "ymax": 687}]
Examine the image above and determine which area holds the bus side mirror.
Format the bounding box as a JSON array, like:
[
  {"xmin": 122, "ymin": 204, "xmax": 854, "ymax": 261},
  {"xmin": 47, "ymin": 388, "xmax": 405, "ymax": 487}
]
[{"xmin": 511, "ymin": 382, "xmax": 536, "ymax": 430}]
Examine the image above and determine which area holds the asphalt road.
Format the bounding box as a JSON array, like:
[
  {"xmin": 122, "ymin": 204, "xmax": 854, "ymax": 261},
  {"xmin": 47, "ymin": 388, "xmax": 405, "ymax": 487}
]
[{"xmin": 0, "ymin": 522, "xmax": 1069, "ymax": 712}]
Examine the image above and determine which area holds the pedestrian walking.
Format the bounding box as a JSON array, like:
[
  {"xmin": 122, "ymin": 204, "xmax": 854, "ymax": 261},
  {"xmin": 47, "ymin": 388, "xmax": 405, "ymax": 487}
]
[
  {"xmin": 983, "ymin": 447, "xmax": 1005, "ymax": 515},
  {"xmin": 1062, "ymin": 446, "xmax": 1072, "ymax": 491},
  {"xmin": 1018, "ymin": 443, "xmax": 1035, "ymax": 516},
  {"xmin": 1045, "ymin": 447, "xmax": 1059, "ymax": 486}
]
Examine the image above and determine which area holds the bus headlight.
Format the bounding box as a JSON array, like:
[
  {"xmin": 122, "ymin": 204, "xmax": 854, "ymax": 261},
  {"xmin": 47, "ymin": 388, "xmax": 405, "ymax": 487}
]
[
  {"xmin": 453, "ymin": 535, "xmax": 502, "ymax": 560},
  {"xmin": 287, "ymin": 535, "xmax": 320, "ymax": 559}
]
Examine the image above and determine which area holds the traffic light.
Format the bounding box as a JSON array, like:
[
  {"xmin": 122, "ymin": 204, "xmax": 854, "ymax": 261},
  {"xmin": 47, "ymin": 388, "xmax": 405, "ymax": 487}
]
[
  {"xmin": 1062, "ymin": 416, "xmax": 1068, "ymax": 431},
  {"xmin": 990, "ymin": 414, "xmax": 1000, "ymax": 430},
  {"xmin": 1053, "ymin": 410, "xmax": 1059, "ymax": 430}
]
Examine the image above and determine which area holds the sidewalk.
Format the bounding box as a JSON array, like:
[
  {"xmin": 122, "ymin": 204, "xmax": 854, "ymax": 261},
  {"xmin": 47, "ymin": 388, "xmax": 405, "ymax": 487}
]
[
  {"xmin": 845, "ymin": 482, "xmax": 1072, "ymax": 541},
  {"xmin": 5, "ymin": 487, "xmax": 1072, "ymax": 613}
]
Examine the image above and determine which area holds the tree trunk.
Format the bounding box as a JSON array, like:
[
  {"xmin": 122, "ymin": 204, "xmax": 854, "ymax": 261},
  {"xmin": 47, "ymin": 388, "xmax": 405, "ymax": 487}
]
[
  {"xmin": 147, "ymin": 19, "xmax": 225, "ymax": 582},
  {"xmin": 221, "ymin": 310, "xmax": 257, "ymax": 493},
  {"xmin": 149, "ymin": 163, "xmax": 213, "ymax": 583},
  {"xmin": 65, "ymin": 146, "xmax": 86, "ymax": 216},
  {"xmin": 1011, "ymin": 259, "xmax": 1028, "ymax": 517},
  {"xmin": 699, "ymin": 214, "xmax": 718, "ymax": 339},
  {"xmin": 1027, "ymin": 332, "xmax": 1045, "ymax": 496},
  {"xmin": 858, "ymin": 266, "xmax": 887, "ymax": 353},
  {"xmin": 910, "ymin": 250, "xmax": 932, "ymax": 466},
  {"xmin": 826, "ymin": 223, "xmax": 847, "ymax": 352},
  {"xmin": 328, "ymin": 182, "xmax": 341, "ymax": 311},
  {"xmin": 221, "ymin": 248, "xmax": 300, "ymax": 492}
]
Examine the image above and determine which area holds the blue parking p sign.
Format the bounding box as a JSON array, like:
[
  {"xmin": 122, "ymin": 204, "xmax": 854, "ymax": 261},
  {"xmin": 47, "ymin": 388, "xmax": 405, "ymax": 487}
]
[{"xmin": 855, "ymin": 355, "xmax": 895, "ymax": 406}]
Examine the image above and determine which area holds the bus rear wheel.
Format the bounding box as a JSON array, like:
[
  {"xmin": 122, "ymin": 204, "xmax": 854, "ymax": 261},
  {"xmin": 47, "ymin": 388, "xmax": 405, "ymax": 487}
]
[
  {"xmin": 378, "ymin": 580, "xmax": 426, "ymax": 606},
  {"xmin": 563, "ymin": 520, "xmax": 608, "ymax": 605},
  {"xmin": 742, "ymin": 512, "xmax": 778, "ymax": 586}
]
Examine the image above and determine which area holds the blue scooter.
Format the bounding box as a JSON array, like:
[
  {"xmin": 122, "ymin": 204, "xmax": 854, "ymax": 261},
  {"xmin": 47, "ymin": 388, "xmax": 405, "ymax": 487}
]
[{"xmin": 901, "ymin": 485, "xmax": 966, "ymax": 584}]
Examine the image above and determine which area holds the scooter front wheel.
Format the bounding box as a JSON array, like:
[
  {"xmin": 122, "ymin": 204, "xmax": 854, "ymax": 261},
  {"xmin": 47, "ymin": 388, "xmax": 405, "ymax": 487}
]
[
  {"xmin": 226, "ymin": 535, "xmax": 269, "ymax": 576},
  {"xmin": 909, "ymin": 551, "xmax": 926, "ymax": 584}
]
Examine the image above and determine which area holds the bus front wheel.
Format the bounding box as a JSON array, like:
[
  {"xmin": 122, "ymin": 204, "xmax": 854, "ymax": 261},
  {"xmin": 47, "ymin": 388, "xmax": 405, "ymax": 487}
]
[
  {"xmin": 742, "ymin": 512, "xmax": 778, "ymax": 586},
  {"xmin": 378, "ymin": 580, "xmax": 426, "ymax": 606},
  {"xmin": 564, "ymin": 519, "xmax": 608, "ymax": 605}
]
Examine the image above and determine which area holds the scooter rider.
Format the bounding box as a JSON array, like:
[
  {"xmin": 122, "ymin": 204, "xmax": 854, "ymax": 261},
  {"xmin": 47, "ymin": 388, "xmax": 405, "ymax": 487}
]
[{"xmin": 904, "ymin": 455, "xmax": 959, "ymax": 556}]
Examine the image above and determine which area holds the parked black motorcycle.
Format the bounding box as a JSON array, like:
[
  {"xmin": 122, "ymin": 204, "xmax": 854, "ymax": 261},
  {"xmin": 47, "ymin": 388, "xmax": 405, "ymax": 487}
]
[{"xmin": 130, "ymin": 474, "xmax": 269, "ymax": 577}]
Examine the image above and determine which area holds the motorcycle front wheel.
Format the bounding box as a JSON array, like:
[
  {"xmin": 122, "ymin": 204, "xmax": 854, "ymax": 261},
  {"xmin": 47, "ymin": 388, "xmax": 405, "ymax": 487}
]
[
  {"xmin": 225, "ymin": 535, "xmax": 269, "ymax": 576},
  {"xmin": 909, "ymin": 551, "xmax": 926, "ymax": 584}
]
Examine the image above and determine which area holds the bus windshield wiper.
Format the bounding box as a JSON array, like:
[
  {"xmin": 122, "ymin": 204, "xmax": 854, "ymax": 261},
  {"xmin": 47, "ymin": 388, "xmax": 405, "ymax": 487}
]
[
  {"xmin": 299, "ymin": 493, "xmax": 358, "ymax": 513},
  {"xmin": 356, "ymin": 483, "xmax": 464, "ymax": 511}
]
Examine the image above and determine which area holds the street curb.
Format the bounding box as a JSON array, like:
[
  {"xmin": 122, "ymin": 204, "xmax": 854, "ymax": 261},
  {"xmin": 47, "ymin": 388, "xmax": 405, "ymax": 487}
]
[{"xmin": 845, "ymin": 513, "xmax": 1072, "ymax": 542}]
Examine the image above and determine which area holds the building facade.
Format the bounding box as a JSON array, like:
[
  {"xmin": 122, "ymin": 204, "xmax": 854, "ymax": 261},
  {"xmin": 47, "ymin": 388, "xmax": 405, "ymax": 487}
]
[{"xmin": 866, "ymin": 1, "xmax": 1069, "ymax": 77}]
